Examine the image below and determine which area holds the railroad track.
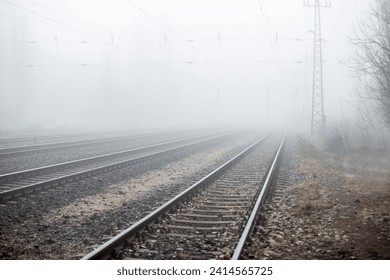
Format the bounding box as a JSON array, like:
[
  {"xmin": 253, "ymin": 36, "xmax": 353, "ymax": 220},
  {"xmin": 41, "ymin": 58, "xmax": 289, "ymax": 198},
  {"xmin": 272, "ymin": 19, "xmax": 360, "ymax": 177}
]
[
  {"xmin": 0, "ymin": 131, "xmax": 237, "ymax": 202},
  {"xmin": 0, "ymin": 132, "xmax": 90, "ymax": 145},
  {"xmin": 82, "ymin": 131, "xmax": 286, "ymax": 260},
  {"xmin": 0, "ymin": 130, "xmax": 193, "ymax": 157},
  {"xmin": 0, "ymin": 131, "xmax": 108, "ymax": 149}
]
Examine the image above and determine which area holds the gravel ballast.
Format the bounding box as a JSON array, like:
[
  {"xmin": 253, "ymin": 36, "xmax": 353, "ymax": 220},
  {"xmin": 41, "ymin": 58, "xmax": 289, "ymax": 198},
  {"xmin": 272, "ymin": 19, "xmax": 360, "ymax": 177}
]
[{"xmin": 0, "ymin": 133, "xmax": 260, "ymax": 259}]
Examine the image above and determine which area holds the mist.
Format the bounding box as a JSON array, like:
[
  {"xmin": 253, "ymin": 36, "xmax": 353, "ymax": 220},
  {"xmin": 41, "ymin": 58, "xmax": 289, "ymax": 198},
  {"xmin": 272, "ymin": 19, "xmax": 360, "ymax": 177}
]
[{"xmin": 0, "ymin": 0, "xmax": 374, "ymax": 133}]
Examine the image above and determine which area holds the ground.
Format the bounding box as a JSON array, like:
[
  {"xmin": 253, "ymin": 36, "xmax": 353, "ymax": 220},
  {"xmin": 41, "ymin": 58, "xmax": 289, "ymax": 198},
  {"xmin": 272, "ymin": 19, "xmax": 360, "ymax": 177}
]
[{"xmin": 246, "ymin": 136, "xmax": 390, "ymax": 259}]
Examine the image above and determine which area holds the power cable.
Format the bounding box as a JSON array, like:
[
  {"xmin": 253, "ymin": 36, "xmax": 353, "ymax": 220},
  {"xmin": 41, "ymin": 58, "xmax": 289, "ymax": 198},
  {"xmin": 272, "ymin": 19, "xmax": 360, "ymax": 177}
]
[
  {"xmin": 140, "ymin": 0, "xmax": 205, "ymax": 40},
  {"xmin": 0, "ymin": 0, "xmax": 165, "ymax": 66},
  {"xmin": 123, "ymin": 0, "xmax": 218, "ymax": 64},
  {"xmin": 257, "ymin": 0, "xmax": 278, "ymax": 63},
  {"xmin": 328, "ymin": 0, "xmax": 348, "ymax": 42},
  {"xmin": 24, "ymin": 0, "xmax": 112, "ymax": 34}
]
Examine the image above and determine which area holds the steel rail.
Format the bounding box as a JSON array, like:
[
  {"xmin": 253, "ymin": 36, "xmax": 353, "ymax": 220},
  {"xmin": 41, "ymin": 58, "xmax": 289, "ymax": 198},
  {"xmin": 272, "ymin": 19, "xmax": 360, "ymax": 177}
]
[
  {"xmin": 0, "ymin": 133, "xmax": 214, "ymax": 184},
  {"xmin": 0, "ymin": 131, "xmax": 184, "ymax": 157},
  {"xmin": 0, "ymin": 130, "xmax": 154, "ymax": 144},
  {"xmin": 0, "ymin": 131, "xmax": 237, "ymax": 202},
  {"xmin": 231, "ymin": 131, "xmax": 287, "ymax": 260},
  {"xmin": 81, "ymin": 131, "xmax": 272, "ymax": 260},
  {"xmin": 0, "ymin": 132, "xmax": 91, "ymax": 144}
]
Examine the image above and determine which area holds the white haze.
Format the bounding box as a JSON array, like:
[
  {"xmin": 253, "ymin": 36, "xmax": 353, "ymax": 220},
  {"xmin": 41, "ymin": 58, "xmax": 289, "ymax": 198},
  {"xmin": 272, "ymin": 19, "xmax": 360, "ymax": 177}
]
[{"xmin": 0, "ymin": 0, "xmax": 372, "ymax": 132}]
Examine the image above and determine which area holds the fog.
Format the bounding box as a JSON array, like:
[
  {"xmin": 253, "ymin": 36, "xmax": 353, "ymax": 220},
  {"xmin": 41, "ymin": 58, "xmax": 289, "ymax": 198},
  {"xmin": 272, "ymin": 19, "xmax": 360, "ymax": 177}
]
[{"xmin": 0, "ymin": 0, "xmax": 373, "ymax": 133}]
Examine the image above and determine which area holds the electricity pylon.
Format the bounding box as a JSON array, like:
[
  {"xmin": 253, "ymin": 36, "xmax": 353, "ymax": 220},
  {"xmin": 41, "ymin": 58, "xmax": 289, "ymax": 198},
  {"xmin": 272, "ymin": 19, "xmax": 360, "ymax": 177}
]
[{"xmin": 304, "ymin": 0, "xmax": 331, "ymax": 136}]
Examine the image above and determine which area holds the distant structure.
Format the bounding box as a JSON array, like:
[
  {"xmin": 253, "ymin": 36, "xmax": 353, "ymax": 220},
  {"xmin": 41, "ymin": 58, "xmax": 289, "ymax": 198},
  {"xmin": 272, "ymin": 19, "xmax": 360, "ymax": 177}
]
[{"xmin": 304, "ymin": 0, "xmax": 331, "ymax": 135}]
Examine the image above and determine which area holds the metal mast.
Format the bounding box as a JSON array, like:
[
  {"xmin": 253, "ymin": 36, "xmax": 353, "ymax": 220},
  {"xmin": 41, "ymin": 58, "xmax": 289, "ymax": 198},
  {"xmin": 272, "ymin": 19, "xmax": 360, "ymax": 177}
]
[{"xmin": 304, "ymin": 0, "xmax": 330, "ymax": 135}]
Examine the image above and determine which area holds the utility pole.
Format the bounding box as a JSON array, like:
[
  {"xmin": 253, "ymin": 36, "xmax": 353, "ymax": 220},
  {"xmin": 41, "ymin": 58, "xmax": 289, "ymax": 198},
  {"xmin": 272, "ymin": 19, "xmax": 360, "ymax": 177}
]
[{"xmin": 304, "ymin": 0, "xmax": 331, "ymax": 136}]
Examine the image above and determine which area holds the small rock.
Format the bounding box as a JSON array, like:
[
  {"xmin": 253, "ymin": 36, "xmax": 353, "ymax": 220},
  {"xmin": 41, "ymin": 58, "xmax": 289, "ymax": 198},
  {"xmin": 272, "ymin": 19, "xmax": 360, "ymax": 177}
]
[
  {"xmin": 269, "ymin": 239, "xmax": 281, "ymax": 247},
  {"xmin": 263, "ymin": 250, "xmax": 281, "ymax": 258}
]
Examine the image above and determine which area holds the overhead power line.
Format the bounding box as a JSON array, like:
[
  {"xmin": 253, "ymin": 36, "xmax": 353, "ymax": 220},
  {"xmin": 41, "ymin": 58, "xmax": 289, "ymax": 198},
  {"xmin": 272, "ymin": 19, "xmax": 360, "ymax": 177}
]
[
  {"xmin": 124, "ymin": 0, "xmax": 183, "ymax": 40},
  {"xmin": 328, "ymin": 0, "xmax": 348, "ymax": 42},
  {"xmin": 140, "ymin": 0, "xmax": 205, "ymax": 40},
  {"xmin": 24, "ymin": 0, "xmax": 112, "ymax": 34},
  {"xmin": 0, "ymin": 0, "xmax": 165, "ymax": 66},
  {"xmin": 123, "ymin": 0, "xmax": 218, "ymax": 64},
  {"xmin": 257, "ymin": 0, "xmax": 278, "ymax": 63}
]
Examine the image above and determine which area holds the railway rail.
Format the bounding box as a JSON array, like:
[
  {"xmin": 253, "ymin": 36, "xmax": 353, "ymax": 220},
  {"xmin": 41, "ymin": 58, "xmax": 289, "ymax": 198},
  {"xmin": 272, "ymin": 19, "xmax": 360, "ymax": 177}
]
[
  {"xmin": 0, "ymin": 130, "xmax": 160, "ymax": 146},
  {"xmin": 82, "ymin": 131, "xmax": 286, "ymax": 260},
  {"xmin": 0, "ymin": 132, "xmax": 90, "ymax": 144},
  {"xmin": 0, "ymin": 130, "xmax": 197, "ymax": 157},
  {"xmin": 0, "ymin": 131, "xmax": 237, "ymax": 202},
  {"xmin": 0, "ymin": 132, "xmax": 109, "ymax": 149}
]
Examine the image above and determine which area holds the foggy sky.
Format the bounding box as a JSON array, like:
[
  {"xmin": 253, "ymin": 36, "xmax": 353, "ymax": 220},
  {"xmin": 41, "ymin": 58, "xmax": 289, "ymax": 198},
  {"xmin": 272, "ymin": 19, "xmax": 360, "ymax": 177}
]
[{"xmin": 0, "ymin": 0, "xmax": 373, "ymax": 132}]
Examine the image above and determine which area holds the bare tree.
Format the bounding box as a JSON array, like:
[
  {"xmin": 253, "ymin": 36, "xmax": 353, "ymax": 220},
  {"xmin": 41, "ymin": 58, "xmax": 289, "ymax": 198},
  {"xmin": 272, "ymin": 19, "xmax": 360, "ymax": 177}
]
[{"xmin": 349, "ymin": 0, "xmax": 390, "ymax": 127}]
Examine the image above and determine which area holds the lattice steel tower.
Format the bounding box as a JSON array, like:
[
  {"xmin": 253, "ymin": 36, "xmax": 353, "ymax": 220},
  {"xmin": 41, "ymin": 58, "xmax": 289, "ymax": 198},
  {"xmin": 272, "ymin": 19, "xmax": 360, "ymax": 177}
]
[{"xmin": 304, "ymin": 0, "xmax": 331, "ymax": 135}]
